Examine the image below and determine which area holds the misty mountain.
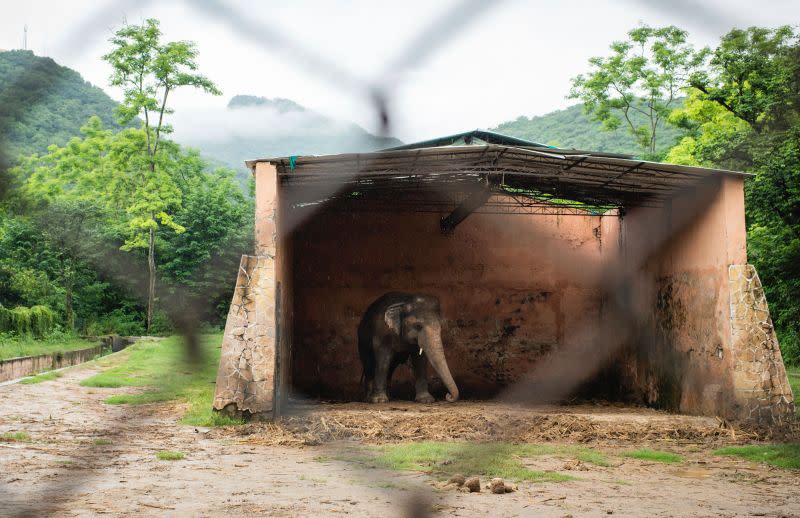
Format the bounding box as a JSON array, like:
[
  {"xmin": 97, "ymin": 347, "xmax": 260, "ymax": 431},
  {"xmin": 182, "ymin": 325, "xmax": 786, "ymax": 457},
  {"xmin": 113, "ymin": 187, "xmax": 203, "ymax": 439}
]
[
  {"xmin": 0, "ymin": 50, "xmax": 401, "ymax": 185},
  {"xmin": 171, "ymin": 95, "xmax": 402, "ymax": 180},
  {"xmin": 491, "ymin": 102, "xmax": 687, "ymax": 156},
  {"xmin": 1, "ymin": 50, "xmax": 686, "ymax": 188}
]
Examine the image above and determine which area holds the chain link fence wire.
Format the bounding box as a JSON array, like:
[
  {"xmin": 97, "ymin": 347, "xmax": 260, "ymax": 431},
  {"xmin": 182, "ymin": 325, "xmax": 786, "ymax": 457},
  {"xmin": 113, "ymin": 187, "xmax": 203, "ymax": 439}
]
[{"xmin": 0, "ymin": 1, "xmax": 739, "ymax": 515}]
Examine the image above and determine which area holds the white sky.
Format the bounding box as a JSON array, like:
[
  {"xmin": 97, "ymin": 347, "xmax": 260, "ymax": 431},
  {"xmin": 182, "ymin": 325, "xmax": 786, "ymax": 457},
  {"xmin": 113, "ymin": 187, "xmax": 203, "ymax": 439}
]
[{"xmin": 2, "ymin": 0, "xmax": 798, "ymax": 142}]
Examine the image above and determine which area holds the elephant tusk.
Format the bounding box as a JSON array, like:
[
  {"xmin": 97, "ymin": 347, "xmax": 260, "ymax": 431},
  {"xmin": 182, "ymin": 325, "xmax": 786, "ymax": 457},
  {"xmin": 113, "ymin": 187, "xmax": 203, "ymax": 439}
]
[{"xmin": 419, "ymin": 347, "xmax": 423, "ymax": 356}]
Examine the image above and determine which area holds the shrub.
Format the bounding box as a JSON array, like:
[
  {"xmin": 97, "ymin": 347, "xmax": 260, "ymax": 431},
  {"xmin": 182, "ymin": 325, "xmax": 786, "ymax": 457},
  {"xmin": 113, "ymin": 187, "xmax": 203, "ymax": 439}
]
[
  {"xmin": 85, "ymin": 308, "xmax": 146, "ymax": 336},
  {"xmin": 0, "ymin": 304, "xmax": 55, "ymax": 338}
]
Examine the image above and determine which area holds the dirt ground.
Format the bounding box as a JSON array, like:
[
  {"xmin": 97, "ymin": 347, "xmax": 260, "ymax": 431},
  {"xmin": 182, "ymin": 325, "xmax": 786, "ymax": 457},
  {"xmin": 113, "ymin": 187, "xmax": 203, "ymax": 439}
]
[{"xmin": 1, "ymin": 363, "xmax": 799, "ymax": 517}]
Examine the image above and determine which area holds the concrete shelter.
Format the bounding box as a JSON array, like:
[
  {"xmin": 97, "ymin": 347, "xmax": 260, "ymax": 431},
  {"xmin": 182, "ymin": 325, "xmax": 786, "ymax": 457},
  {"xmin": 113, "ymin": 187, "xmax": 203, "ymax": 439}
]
[{"xmin": 212, "ymin": 130, "xmax": 794, "ymax": 423}]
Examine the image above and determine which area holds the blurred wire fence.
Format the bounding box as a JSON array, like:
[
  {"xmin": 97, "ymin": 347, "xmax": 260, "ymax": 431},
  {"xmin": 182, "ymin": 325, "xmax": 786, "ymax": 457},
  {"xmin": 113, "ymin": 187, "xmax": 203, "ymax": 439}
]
[{"xmin": 0, "ymin": 1, "xmax": 741, "ymax": 516}]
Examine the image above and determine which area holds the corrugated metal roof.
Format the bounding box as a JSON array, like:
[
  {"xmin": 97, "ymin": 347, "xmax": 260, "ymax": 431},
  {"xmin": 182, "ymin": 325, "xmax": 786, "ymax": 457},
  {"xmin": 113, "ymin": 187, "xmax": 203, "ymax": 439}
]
[{"xmin": 245, "ymin": 131, "xmax": 750, "ymax": 211}]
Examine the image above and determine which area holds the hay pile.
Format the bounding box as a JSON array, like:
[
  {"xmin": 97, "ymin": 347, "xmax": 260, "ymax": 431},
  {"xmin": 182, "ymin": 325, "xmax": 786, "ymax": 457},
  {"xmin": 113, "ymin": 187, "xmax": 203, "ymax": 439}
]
[{"xmin": 217, "ymin": 401, "xmax": 763, "ymax": 447}]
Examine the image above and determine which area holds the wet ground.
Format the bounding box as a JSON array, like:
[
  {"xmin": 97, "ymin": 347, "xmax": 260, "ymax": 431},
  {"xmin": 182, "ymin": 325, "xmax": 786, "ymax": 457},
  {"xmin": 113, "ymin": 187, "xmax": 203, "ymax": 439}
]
[{"xmin": 1, "ymin": 363, "xmax": 799, "ymax": 517}]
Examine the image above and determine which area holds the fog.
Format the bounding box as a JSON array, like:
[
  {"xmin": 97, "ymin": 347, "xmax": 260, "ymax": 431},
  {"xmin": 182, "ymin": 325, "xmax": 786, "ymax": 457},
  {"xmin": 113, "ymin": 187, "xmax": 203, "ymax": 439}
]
[{"xmin": 169, "ymin": 99, "xmax": 363, "ymax": 144}]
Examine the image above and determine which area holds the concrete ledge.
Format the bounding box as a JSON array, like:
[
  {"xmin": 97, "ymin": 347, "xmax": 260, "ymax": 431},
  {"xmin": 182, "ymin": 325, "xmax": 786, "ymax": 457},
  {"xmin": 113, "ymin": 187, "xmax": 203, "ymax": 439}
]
[{"xmin": 0, "ymin": 344, "xmax": 104, "ymax": 383}]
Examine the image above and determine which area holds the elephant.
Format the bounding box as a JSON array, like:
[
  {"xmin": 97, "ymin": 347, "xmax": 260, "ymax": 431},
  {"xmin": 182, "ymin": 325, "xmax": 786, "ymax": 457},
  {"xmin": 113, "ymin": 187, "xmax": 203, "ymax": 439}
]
[{"xmin": 357, "ymin": 292, "xmax": 459, "ymax": 403}]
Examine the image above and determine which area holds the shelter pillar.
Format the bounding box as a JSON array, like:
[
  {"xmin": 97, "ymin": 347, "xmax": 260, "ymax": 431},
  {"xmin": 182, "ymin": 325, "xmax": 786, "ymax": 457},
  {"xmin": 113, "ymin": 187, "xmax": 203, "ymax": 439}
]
[
  {"xmin": 623, "ymin": 176, "xmax": 794, "ymax": 423},
  {"xmin": 213, "ymin": 162, "xmax": 280, "ymax": 419}
]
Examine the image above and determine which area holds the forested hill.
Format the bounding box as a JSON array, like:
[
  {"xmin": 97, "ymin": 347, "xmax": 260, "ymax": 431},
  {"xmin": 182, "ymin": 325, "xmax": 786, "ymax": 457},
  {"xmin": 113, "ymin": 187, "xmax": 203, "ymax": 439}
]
[
  {"xmin": 491, "ymin": 102, "xmax": 686, "ymax": 156},
  {"xmin": 0, "ymin": 50, "xmax": 125, "ymax": 166}
]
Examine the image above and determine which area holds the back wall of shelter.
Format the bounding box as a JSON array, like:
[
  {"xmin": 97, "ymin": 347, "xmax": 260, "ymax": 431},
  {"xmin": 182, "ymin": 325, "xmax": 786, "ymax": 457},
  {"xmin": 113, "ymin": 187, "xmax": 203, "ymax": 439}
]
[{"xmin": 290, "ymin": 195, "xmax": 621, "ymax": 400}]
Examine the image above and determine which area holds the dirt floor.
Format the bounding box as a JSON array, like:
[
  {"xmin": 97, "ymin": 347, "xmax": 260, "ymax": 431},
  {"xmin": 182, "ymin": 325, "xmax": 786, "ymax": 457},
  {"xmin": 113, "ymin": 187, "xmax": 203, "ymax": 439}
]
[{"xmin": 1, "ymin": 363, "xmax": 799, "ymax": 517}]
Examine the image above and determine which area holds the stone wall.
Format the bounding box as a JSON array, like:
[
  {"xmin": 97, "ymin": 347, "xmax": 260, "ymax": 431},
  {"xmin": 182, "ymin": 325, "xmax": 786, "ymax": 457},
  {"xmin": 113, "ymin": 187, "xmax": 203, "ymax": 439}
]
[
  {"xmin": 729, "ymin": 264, "xmax": 795, "ymax": 423},
  {"xmin": 212, "ymin": 255, "xmax": 277, "ymax": 418}
]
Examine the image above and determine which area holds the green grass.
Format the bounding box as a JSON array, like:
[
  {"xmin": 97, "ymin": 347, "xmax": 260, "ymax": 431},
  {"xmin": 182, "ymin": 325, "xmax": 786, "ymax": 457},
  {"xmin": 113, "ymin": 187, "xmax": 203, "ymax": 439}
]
[
  {"xmin": 92, "ymin": 438, "xmax": 113, "ymax": 446},
  {"xmin": 576, "ymin": 449, "xmax": 613, "ymax": 467},
  {"xmin": 714, "ymin": 444, "xmax": 800, "ymax": 470},
  {"xmin": 339, "ymin": 441, "xmax": 613, "ymax": 482},
  {"xmin": 622, "ymin": 449, "xmax": 683, "ymax": 464},
  {"xmin": 80, "ymin": 334, "xmax": 243, "ymax": 427},
  {"xmin": 19, "ymin": 370, "xmax": 63, "ymax": 384},
  {"xmin": 0, "ymin": 335, "xmax": 100, "ymax": 360},
  {"xmin": 155, "ymin": 450, "xmax": 185, "ymax": 461},
  {"xmin": 0, "ymin": 432, "xmax": 31, "ymax": 442},
  {"xmin": 788, "ymin": 368, "xmax": 799, "ymax": 400}
]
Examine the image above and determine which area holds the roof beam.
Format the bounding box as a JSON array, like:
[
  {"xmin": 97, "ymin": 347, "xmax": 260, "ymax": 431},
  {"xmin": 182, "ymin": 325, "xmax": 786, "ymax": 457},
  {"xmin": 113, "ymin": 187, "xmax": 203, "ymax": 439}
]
[{"xmin": 440, "ymin": 186, "xmax": 492, "ymax": 233}]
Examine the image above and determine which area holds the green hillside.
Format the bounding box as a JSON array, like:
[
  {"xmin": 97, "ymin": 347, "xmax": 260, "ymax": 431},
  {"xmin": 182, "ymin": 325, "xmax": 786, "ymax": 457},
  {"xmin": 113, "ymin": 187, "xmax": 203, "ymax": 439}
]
[
  {"xmin": 492, "ymin": 102, "xmax": 687, "ymax": 157},
  {"xmin": 0, "ymin": 50, "xmax": 126, "ymax": 167}
]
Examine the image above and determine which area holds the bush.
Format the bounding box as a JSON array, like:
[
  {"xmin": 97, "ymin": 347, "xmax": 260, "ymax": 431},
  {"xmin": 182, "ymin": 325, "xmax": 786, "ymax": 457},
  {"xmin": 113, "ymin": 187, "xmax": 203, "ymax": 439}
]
[
  {"xmin": 0, "ymin": 304, "xmax": 55, "ymax": 338},
  {"xmin": 84, "ymin": 308, "xmax": 146, "ymax": 336},
  {"xmin": 777, "ymin": 327, "xmax": 800, "ymax": 367},
  {"xmin": 147, "ymin": 310, "xmax": 174, "ymax": 336}
]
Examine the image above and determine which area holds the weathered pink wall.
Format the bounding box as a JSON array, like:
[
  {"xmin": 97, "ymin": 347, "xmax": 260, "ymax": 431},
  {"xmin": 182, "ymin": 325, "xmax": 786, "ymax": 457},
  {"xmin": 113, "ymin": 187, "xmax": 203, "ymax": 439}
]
[
  {"xmin": 619, "ymin": 177, "xmax": 747, "ymax": 416},
  {"xmin": 290, "ymin": 195, "xmax": 617, "ymax": 400}
]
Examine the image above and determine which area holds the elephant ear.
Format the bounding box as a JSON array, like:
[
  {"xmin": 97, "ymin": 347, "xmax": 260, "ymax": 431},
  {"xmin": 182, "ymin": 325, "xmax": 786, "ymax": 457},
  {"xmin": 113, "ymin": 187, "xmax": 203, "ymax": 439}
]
[{"xmin": 384, "ymin": 303, "xmax": 403, "ymax": 334}]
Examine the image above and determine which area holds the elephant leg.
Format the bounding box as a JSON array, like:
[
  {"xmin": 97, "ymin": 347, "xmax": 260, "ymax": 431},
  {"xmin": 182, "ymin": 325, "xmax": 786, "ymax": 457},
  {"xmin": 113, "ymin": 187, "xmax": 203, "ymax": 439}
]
[
  {"xmin": 370, "ymin": 340, "xmax": 391, "ymax": 403},
  {"xmin": 387, "ymin": 356, "xmax": 403, "ymax": 386},
  {"xmin": 412, "ymin": 353, "xmax": 435, "ymax": 403}
]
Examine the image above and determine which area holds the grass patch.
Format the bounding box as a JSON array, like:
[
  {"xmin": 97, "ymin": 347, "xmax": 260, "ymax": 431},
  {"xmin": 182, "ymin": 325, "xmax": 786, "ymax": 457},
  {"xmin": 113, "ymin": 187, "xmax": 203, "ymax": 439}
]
[
  {"xmin": 0, "ymin": 432, "xmax": 31, "ymax": 442},
  {"xmin": 0, "ymin": 335, "xmax": 100, "ymax": 361},
  {"xmin": 622, "ymin": 449, "xmax": 683, "ymax": 464},
  {"xmin": 92, "ymin": 438, "xmax": 113, "ymax": 446},
  {"xmin": 714, "ymin": 444, "xmax": 800, "ymax": 470},
  {"xmin": 576, "ymin": 449, "xmax": 612, "ymax": 467},
  {"xmin": 788, "ymin": 368, "xmax": 799, "ymax": 408},
  {"xmin": 19, "ymin": 370, "xmax": 63, "ymax": 384},
  {"xmin": 155, "ymin": 450, "xmax": 185, "ymax": 461},
  {"xmin": 342, "ymin": 442, "xmax": 603, "ymax": 482},
  {"xmin": 79, "ymin": 334, "xmax": 243, "ymax": 427}
]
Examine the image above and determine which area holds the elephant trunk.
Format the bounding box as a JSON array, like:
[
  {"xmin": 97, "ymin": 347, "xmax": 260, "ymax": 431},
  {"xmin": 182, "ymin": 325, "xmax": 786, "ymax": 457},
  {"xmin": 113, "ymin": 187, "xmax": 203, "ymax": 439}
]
[{"xmin": 423, "ymin": 326, "xmax": 459, "ymax": 402}]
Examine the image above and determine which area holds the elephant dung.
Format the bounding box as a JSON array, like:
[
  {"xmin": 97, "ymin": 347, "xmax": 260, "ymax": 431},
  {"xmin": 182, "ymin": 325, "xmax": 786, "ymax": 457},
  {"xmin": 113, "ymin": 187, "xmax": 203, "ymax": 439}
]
[
  {"xmin": 464, "ymin": 476, "xmax": 481, "ymax": 493},
  {"xmin": 447, "ymin": 473, "xmax": 466, "ymax": 487},
  {"xmin": 489, "ymin": 478, "xmax": 507, "ymax": 494}
]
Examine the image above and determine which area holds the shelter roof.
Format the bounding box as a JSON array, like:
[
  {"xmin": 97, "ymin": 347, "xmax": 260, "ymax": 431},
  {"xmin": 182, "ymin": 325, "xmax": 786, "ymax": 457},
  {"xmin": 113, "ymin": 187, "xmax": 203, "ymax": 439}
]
[{"xmin": 245, "ymin": 130, "xmax": 750, "ymax": 212}]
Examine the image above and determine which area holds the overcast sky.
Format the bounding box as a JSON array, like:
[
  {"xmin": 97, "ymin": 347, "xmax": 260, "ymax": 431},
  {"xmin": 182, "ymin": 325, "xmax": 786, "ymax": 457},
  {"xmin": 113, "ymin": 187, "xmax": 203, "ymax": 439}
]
[{"xmin": 2, "ymin": 0, "xmax": 798, "ymax": 142}]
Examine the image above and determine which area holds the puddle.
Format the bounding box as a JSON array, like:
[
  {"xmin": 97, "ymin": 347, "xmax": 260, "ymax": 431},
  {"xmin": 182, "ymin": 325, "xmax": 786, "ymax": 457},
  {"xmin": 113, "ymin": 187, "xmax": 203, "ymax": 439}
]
[{"xmin": 672, "ymin": 468, "xmax": 712, "ymax": 479}]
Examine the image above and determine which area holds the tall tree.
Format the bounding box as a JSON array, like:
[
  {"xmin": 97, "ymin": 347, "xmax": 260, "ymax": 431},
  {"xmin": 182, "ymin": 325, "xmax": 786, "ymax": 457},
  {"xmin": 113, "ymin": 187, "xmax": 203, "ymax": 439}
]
[
  {"xmin": 102, "ymin": 18, "xmax": 221, "ymax": 331},
  {"xmin": 689, "ymin": 26, "xmax": 799, "ymax": 135},
  {"xmin": 569, "ymin": 25, "xmax": 705, "ymax": 157},
  {"xmin": 14, "ymin": 118, "xmax": 229, "ymax": 333}
]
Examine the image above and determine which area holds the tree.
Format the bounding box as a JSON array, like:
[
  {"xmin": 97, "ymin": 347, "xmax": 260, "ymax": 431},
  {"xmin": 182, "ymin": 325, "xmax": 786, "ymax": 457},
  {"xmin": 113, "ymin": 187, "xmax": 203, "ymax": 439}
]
[
  {"xmin": 689, "ymin": 26, "xmax": 799, "ymax": 134},
  {"xmin": 102, "ymin": 18, "xmax": 221, "ymax": 331},
  {"xmin": 569, "ymin": 25, "xmax": 705, "ymax": 157},
  {"xmin": 13, "ymin": 117, "xmax": 225, "ymax": 333},
  {"xmin": 665, "ymin": 89, "xmax": 751, "ymax": 168},
  {"xmin": 32, "ymin": 200, "xmax": 106, "ymax": 331},
  {"xmin": 159, "ymin": 166, "xmax": 252, "ymax": 324}
]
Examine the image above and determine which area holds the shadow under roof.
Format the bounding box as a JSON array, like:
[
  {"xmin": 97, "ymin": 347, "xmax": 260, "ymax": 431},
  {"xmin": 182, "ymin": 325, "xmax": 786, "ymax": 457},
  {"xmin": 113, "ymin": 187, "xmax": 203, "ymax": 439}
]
[{"xmin": 245, "ymin": 130, "xmax": 750, "ymax": 212}]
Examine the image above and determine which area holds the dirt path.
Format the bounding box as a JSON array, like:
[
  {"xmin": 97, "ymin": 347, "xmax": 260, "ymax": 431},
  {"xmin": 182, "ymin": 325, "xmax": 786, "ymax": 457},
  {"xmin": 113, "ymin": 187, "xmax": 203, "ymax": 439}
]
[{"xmin": 1, "ymin": 363, "xmax": 799, "ymax": 517}]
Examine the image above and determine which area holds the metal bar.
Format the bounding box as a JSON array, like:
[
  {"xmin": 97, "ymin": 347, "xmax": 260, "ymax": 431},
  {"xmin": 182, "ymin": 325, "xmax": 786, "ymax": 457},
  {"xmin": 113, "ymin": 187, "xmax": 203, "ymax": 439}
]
[{"xmin": 439, "ymin": 187, "xmax": 492, "ymax": 232}]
